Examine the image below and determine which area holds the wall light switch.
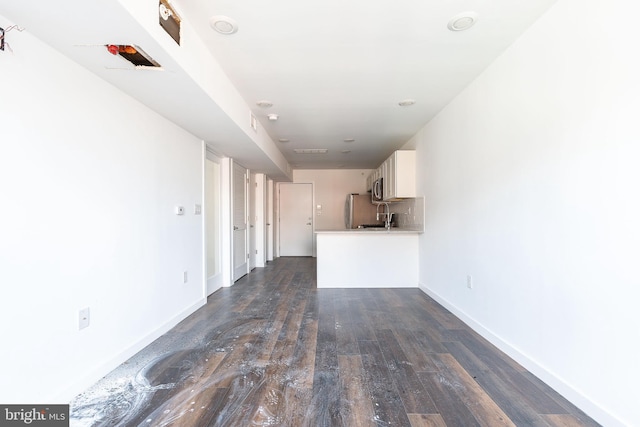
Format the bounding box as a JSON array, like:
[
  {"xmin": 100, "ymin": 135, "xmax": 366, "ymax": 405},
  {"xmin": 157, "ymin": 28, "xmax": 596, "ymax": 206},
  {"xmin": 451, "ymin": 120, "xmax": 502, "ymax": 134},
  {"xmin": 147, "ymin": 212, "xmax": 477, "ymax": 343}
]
[{"xmin": 194, "ymin": 204, "xmax": 202, "ymax": 215}]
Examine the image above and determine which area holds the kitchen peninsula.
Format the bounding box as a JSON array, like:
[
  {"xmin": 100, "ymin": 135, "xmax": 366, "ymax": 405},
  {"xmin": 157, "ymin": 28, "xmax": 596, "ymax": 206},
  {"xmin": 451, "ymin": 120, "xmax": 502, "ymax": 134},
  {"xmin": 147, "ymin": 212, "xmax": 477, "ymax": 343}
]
[
  {"xmin": 316, "ymin": 195, "xmax": 424, "ymax": 288},
  {"xmin": 316, "ymin": 228, "xmax": 421, "ymax": 288}
]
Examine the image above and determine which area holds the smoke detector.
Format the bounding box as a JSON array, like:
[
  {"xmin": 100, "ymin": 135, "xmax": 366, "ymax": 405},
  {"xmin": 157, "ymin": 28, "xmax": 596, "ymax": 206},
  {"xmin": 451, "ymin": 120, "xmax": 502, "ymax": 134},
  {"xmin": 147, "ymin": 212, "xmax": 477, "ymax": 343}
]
[
  {"xmin": 448, "ymin": 12, "xmax": 478, "ymax": 31},
  {"xmin": 256, "ymin": 100, "xmax": 273, "ymax": 108},
  {"xmin": 398, "ymin": 99, "xmax": 416, "ymax": 107},
  {"xmin": 210, "ymin": 15, "xmax": 238, "ymax": 34}
]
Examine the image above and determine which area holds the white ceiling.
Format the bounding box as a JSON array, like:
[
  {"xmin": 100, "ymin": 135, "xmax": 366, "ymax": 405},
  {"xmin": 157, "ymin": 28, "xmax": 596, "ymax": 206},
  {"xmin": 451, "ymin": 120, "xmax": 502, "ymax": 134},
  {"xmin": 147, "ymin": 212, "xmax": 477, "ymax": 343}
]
[
  {"xmin": 0, "ymin": 0, "xmax": 557, "ymax": 175},
  {"xmin": 173, "ymin": 0, "xmax": 557, "ymax": 169}
]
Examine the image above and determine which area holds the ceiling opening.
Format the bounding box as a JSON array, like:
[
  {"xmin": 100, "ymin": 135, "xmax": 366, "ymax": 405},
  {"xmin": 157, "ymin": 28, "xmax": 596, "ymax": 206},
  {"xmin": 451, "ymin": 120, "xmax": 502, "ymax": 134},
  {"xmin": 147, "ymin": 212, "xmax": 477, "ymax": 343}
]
[{"xmin": 106, "ymin": 44, "xmax": 161, "ymax": 68}]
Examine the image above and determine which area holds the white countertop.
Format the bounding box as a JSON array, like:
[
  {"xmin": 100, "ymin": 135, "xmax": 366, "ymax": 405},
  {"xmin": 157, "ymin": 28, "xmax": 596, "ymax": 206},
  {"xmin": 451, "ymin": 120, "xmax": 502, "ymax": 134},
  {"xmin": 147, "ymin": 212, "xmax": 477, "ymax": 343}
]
[{"xmin": 315, "ymin": 228, "xmax": 422, "ymax": 234}]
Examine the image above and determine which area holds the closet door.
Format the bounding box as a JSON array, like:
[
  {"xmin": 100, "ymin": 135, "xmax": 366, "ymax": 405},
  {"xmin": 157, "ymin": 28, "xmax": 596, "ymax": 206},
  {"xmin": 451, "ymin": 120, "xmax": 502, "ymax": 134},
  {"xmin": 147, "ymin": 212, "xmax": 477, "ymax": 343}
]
[{"xmin": 232, "ymin": 162, "xmax": 248, "ymax": 281}]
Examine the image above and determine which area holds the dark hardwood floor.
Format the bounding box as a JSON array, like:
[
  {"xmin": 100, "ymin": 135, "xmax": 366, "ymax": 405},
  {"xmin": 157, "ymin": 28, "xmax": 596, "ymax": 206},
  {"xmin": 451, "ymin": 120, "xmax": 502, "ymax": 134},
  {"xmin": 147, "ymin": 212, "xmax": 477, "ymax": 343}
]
[{"xmin": 71, "ymin": 257, "xmax": 600, "ymax": 426}]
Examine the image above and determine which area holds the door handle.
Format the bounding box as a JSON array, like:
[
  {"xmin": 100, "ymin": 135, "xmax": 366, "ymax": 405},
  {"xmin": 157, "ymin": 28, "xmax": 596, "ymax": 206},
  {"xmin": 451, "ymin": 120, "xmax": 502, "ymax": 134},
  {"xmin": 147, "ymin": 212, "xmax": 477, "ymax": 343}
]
[
  {"xmin": 306, "ymin": 222, "xmax": 312, "ymax": 225},
  {"xmin": 233, "ymin": 226, "xmax": 239, "ymax": 230}
]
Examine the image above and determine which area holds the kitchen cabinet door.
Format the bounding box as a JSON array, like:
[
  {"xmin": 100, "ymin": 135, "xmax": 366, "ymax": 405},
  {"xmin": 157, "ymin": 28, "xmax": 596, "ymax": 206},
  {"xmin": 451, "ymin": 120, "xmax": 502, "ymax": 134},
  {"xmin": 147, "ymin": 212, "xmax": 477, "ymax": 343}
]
[
  {"xmin": 383, "ymin": 150, "xmax": 416, "ymax": 201},
  {"xmin": 383, "ymin": 156, "xmax": 394, "ymax": 199}
]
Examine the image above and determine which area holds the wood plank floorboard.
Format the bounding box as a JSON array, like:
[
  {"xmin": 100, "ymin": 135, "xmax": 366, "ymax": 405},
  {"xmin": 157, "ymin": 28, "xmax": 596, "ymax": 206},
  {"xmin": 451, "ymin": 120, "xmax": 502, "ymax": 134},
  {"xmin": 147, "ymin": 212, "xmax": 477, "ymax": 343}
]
[
  {"xmin": 408, "ymin": 413, "xmax": 448, "ymax": 427},
  {"xmin": 70, "ymin": 257, "xmax": 600, "ymax": 426},
  {"xmin": 374, "ymin": 329, "xmax": 438, "ymax": 414}
]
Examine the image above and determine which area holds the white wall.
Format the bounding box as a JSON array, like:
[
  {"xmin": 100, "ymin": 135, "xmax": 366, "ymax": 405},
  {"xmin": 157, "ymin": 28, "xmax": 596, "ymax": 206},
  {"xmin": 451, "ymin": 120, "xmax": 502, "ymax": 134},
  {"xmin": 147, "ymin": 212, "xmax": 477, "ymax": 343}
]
[
  {"xmin": 293, "ymin": 169, "xmax": 371, "ymax": 230},
  {"xmin": 0, "ymin": 19, "xmax": 205, "ymax": 403},
  {"xmin": 408, "ymin": 1, "xmax": 640, "ymax": 425}
]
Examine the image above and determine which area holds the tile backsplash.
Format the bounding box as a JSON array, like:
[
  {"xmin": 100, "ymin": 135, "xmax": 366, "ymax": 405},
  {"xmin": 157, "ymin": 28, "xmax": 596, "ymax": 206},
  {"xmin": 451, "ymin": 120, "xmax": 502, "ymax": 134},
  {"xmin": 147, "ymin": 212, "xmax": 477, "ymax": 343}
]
[{"xmin": 391, "ymin": 197, "xmax": 424, "ymax": 231}]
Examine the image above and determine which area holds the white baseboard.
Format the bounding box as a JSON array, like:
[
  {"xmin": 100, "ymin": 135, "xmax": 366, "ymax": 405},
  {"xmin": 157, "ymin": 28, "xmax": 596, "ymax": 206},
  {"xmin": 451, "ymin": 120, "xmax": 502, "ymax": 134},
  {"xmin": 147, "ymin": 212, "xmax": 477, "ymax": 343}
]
[
  {"xmin": 418, "ymin": 283, "xmax": 623, "ymax": 427},
  {"xmin": 54, "ymin": 298, "xmax": 207, "ymax": 403},
  {"xmin": 207, "ymin": 272, "xmax": 223, "ymax": 296}
]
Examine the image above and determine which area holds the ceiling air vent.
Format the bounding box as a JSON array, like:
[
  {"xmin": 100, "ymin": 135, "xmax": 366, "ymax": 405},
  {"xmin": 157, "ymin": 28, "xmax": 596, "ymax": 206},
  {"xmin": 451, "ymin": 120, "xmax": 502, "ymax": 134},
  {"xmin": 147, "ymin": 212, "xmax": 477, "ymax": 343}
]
[{"xmin": 294, "ymin": 149, "xmax": 328, "ymax": 154}]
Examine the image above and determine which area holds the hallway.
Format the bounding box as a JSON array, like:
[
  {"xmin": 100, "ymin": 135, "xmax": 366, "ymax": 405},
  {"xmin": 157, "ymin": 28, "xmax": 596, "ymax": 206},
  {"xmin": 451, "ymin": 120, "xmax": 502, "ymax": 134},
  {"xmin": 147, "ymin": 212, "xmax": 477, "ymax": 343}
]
[{"xmin": 70, "ymin": 257, "xmax": 599, "ymax": 426}]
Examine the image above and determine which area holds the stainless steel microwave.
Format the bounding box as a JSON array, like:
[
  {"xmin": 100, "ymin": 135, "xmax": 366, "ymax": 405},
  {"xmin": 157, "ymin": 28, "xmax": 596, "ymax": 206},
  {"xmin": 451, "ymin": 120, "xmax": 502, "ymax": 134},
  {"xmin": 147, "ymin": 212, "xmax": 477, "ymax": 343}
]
[{"xmin": 372, "ymin": 178, "xmax": 383, "ymax": 202}]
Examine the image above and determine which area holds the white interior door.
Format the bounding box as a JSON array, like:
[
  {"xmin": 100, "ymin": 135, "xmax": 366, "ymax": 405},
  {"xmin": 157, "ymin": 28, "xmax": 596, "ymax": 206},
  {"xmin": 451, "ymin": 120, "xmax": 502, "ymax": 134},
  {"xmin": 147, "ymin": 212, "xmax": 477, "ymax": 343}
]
[
  {"xmin": 266, "ymin": 179, "xmax": 274, "ymax": 261},
  {"xmin": 254, "ymin": 174, "xmax": 267, "ymax": 268},
  {"xmin": 279, "ymin": 183, "xmax": 313, "ymax": 256},
  {"xmin": 205, "ymin": 152, "xmax": 223, "ymax": 295},
  {"xmin": 232, "ymin": 163, "xmax": 248, "ymax": 281},
  {"xmin": 249, "ymin": 173, "xmax": 256, "ymax": 270}
]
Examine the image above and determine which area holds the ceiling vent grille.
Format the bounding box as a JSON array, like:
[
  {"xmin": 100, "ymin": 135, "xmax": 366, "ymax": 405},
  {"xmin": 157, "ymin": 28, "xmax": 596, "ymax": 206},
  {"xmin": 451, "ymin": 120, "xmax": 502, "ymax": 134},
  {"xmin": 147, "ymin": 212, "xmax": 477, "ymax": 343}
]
[{"xmin": 294, "ymin": 149, "xmax": 328, "ymax": 154}]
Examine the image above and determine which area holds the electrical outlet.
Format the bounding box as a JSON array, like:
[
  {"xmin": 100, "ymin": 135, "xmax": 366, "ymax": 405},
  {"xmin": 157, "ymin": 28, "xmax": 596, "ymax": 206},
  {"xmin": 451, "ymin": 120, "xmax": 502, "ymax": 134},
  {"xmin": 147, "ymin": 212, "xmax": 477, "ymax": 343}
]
[
  {"xmin": 183, "ymin": 271, "xmax": 188, "ymax": 284},
  {"xmin": 467, "ymin": 275, "xmax": 473, "ymax": 289},
  {"xmin": 79, "ymin": 307, "xmax": 90, "ymax": 330}
]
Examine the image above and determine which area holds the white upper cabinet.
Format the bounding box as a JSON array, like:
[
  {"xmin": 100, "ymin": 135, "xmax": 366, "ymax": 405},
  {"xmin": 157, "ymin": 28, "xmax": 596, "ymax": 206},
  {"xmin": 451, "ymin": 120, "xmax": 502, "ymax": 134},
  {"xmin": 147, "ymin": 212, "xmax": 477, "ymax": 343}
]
[
  {"xmin": 382, "ymin": 150, "xmax": 415, "ymax": 201},
  {"xmin": 366, "ymin": 150, "xmax": 415, "ymax": 200}
]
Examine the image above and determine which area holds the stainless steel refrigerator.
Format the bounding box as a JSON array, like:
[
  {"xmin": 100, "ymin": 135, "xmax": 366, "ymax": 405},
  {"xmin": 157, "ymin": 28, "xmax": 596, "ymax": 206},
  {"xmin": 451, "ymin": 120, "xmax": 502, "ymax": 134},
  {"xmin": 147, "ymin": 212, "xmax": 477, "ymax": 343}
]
[{"xmin": 344, "ymin": 194, "xmax": 382, "ymax": 229}]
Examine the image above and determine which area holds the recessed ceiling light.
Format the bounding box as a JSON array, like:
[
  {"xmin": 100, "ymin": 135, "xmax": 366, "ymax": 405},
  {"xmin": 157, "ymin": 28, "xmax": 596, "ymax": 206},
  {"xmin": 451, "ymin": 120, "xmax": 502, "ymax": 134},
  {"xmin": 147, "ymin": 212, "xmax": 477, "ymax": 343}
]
[
  {"xmin": 267, "ymin": 113, "xmax": 279, "ymax": 121},
  {"xmin": 210, "ymin": 15, "xmax": 238, "ymax": 34},
  {"xmin": 398, "ymin": 99, "xmax": 416, "ymax": 107},
  {"xmin": 447, "ymin": 11, "xmax": 478, "ymax": 31},
  {"xmin": 256, "ymin": 100, "xmax": 273, "ymax": 108},
  {"xmin": 278, "ymin": 138, "xmax": 290, "ymax": 143},
  {"xmin": 343, "ymin": 138, "xmax": 355, "ymax": 143},
  {"xmin": 341, "ymin": 150, "xmax": 351, "ymax": 154}
]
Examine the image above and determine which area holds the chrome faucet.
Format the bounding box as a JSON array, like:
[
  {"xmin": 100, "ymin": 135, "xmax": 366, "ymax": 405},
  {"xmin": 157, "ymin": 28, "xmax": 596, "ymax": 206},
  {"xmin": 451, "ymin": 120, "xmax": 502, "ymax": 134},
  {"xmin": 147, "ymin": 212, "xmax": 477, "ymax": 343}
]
[
  {"xmin": 375, "ymin": 202, "xmax": 394, "ymax": 229},
  {"xmin": 383, "ymin": 203, "xmax": 394, "ymax": 229},
  {"xmin": 386, "ymin": 212, "xmax": 394, "ymax": 229}
]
